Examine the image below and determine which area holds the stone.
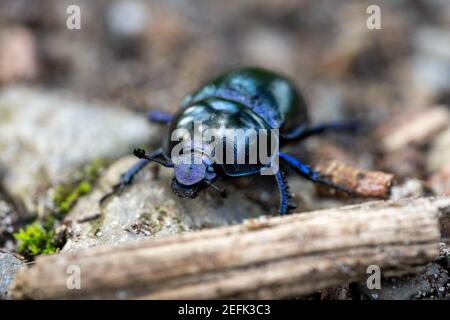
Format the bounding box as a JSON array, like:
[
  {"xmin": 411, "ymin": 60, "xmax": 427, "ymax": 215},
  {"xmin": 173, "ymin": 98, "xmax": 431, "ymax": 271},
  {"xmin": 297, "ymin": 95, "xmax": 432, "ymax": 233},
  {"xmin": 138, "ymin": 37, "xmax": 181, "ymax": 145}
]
[
  {"xmin": 106, "ymin": 0, "xmax": 150, "ymax": 38},
  {"xmin": 0, "ymin": 196, "xmax": 17, "ymax": 251},
  {"xmin": 436, "ymin": 243, "xmax": 450, "ymax": 272},
  {"xmin": 0, "ymin": 252, "xmax": 24, "ymax": 300},
  {"xmin": 0, "ymin": 26, "xmax": 38, "ymax": 84},
  {"xmin": 0, "ymin": 86, "xmax": 158, "ymax": 215},
  {"xmin": 62, "ymin": 156, "xmax": 265, "ymax": 252},
  {"xmin": 390, "ymin": 179, "xmax": 426, "ymax": 200}
]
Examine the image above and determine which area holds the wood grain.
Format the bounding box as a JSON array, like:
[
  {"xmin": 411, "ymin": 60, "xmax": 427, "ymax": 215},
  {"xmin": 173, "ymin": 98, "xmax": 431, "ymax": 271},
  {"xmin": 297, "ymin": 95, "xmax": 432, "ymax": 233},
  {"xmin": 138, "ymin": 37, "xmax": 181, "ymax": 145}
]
[{"xmin": 10, "ymin": 196, "xmax": 448, "ymax": 299}]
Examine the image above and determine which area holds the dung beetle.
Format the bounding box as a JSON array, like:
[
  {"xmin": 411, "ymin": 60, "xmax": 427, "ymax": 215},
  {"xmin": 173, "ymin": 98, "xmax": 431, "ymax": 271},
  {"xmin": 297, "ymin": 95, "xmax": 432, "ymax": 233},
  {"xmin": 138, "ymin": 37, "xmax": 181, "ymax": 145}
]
[{"xmin": 103, "ymin": 67, "xmax": 356, "ymax": 215}]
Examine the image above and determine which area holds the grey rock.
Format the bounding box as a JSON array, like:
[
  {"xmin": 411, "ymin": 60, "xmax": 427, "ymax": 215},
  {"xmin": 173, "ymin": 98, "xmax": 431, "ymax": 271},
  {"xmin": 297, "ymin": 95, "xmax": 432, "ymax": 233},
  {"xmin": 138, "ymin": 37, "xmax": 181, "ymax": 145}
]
[
  {"xmin": 62, "ymin": 156, "xmax": 265, "ymax": 252},
  {"xmin": 0, "ymin": 196, "xmax": 17, "ymax": 251},
  {"xmin": 0, "ymin": 252, "xmax": 24, "ymax": 300},
  {"xmin": 106, "ymin": 0, "xmax": 150, "ymax": 37},
  {"xmin": 361, "ymin": 263, "xmax": 449, "ymax": 300},
  {"xmin": 436, "ymin": 243, "xmax": 450, "ymax": 272},
  {"xmin": 0, "ymin": 86, "xmax": 158, "ymax": 215},
  {"xmin": 389, "ymin": 179, "xmax": 426, "ymax": 200}
]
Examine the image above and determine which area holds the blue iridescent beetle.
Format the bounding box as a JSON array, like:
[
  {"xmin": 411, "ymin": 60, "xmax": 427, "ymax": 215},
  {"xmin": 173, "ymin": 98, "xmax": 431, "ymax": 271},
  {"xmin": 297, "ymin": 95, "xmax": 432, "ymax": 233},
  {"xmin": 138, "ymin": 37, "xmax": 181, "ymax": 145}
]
[{"xmin": 104, "ymin": 67, "xmax": 356, "ymax": 215}]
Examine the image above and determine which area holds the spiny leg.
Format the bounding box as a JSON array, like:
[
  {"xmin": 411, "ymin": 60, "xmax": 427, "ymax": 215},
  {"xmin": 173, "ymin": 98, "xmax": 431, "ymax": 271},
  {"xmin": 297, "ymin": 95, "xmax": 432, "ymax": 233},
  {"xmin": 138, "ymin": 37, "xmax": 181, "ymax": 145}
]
[
  {"xmin": 147, "ymin": 110, "xmax": 173, "ymax": 124},
  {"xmin": 279, "ymin": 152, "xmax": 353, "ymax": 195},
  {"xmin": 100, "ymin": 148, "xmax": 169, "ymax": 203},
  {"xmin": 100, "ymin": 159, "xmax": 150, "ymax": 203},
  {"xmin": 274, "ymin": 170, "xmax": 297, "ymax": 215},
  {"xmin": 282, "ymin": 121, "xmax": 358, "ymax": 141}
]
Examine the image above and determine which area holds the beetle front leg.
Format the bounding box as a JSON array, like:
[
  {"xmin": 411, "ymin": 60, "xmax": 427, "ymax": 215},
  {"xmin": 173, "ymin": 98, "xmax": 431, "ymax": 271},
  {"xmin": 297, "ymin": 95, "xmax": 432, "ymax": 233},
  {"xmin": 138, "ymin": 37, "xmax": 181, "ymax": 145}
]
[
  {"xmin": 100, "ymin": 148, "xmax": 170, "ymax": 204},
  {"xmin": 100, "ymin": 159, "xmax": 151, "ymax": 204},
  {"xmin": 279, "ymin": 152, "xmax": 353, "ymax": 195}
]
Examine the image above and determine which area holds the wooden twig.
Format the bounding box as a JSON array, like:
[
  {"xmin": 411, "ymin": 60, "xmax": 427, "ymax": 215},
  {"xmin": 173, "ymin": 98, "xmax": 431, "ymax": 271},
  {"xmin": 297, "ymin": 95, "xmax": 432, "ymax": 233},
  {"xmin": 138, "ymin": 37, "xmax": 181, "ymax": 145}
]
[
  {"xmin": 10, "ymin": 196, "xmax": 449, "ymax": 300},
  {"xmin": 315, "ymin": 160, "xmax": 394, "ymax": 198}
]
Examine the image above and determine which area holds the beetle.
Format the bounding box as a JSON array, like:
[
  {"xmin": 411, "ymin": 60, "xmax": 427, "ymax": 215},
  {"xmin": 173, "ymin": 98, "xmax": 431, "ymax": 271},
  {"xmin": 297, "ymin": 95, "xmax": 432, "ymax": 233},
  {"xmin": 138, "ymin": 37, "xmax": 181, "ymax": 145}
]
[{"xmin": 103, "ymin": 67, "xmax": 356, "ymax": 215}]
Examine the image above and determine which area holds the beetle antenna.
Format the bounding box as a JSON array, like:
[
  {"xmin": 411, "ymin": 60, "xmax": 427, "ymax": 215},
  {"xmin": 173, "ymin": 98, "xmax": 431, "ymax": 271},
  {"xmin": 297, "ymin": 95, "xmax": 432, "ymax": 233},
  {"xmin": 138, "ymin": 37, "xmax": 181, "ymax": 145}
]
[{"xmin": 133, "ymin": 148, "xmax": 174, "ymax": 167}]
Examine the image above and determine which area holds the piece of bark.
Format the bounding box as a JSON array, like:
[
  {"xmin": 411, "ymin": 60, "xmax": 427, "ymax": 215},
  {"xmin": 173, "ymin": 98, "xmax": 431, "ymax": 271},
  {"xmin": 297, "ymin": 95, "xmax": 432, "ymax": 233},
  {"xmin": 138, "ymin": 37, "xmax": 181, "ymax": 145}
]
[
  {"xmin": 315, "ymin": 160, "xmax": 394, "ymax": 198},
  {"xmin": 375, "ymin": 106, "xmax": 450, "ymax": 153},
  {"xmin": 10, "ymin": 196, "xmax": 448, "ymax": 300}
]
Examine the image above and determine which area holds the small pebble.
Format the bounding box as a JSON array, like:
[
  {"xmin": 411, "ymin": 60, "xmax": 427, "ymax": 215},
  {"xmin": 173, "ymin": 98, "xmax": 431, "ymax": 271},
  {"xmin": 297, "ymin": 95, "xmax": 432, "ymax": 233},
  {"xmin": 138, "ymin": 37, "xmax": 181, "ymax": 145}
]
[{"xmin": 106, "ymin": 0, "xmax": 149, "ymax": 37}]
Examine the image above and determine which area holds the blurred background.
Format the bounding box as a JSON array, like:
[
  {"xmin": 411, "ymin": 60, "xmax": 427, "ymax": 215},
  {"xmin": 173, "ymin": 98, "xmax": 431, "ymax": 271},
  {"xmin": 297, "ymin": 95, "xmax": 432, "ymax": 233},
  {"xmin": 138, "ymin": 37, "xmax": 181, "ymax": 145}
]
[
  {"xmin": 0, "ymin": 0, "xmax": 449, "ymax": 118},
  {"xmin": 1, "ymin": 1, "xmax": 450, "ymax": 300},
  {"xmin": 1, "ymin": 0, "xmax": 450, "ymax": 247}
]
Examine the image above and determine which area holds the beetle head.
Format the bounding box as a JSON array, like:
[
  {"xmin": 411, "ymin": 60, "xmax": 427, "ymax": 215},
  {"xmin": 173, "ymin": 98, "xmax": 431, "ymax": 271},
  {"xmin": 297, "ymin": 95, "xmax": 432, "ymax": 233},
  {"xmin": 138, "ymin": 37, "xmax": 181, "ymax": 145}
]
[{"xmin": 171, "ymin": 150, "xmax": 216, "ymax": 199}]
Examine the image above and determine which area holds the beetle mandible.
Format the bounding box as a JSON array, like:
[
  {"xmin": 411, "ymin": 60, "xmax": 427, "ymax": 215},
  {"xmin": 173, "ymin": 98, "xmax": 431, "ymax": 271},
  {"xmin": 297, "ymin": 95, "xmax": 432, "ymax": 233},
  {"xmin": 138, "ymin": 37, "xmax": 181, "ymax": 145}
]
[{"xmin": 103, "ymin": 67, "xmax": 356, "ymax": 215}]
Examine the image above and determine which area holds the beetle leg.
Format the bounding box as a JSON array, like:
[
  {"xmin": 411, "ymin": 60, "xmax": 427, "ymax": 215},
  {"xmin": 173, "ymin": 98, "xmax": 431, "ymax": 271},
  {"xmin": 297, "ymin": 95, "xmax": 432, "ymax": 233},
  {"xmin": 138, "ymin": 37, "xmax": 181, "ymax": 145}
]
[
  {"xmin": 279, "ymin": 152, "xmax": 353, "ymax": 195},
  {"xmin": 205, "ymin": 181, "xmax": 228, "ymax": 198},
  {"xmin": 100, "ymin": 148, "xmax": 171, "ymax": 204},
  {"xmin": 274, "ymin": 170, "xmax": 297, "ymax": 215},
  {"xmin": 100, "ymin": 159, "xmax": 151, "ymax": 204},
  {"xmin": 281, "ymin": 121, "xmax": 358, "ymax": 140},
  {"xmin": 117, "ymin": 158, "xmax": 151, "ymax": 186},
  {"xmin": 147, "ymin": 110, "xmax": 173, "ymax": 124}
]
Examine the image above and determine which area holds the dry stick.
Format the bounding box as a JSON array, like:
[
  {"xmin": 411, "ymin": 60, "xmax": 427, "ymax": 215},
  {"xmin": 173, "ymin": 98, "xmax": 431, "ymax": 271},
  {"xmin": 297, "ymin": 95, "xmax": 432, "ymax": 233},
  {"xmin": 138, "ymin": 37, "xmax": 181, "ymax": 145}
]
[{"xmin": 10, "ymin": 196, "xmax": 449, "ymax": 300}]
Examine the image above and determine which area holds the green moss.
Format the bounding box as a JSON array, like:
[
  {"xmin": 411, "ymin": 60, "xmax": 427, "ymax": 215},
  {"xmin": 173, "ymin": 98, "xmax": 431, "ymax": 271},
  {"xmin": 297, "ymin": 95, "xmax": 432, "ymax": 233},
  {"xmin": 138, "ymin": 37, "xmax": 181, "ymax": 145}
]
[
  {"xmin": 171, "ymin": 215, "xmax": 185, "ymax": 232},
  {"xmin": 52, "ymin": 157, "xmax": 109, "ymax": 214},
  {"xmin": 155, "ymin": 207, "xmax": 185, "ymax": 232},
  {"xmin": 53, "ymin": 181, "xmax": 91, "ymax": 213},
  {"xmin": 82, "ymin": 158, "xmax": 109, "ymax": 182},
  {"xmin": 157, "ymin": 208, "xmax": 168, "ymax": 219},
  {"xmin": 13, "ymin": 158, "xmax": 111, "ymax": 258},
  {"xmin": 13, "ymin": 222, "xmax": 57, "ymax": 257}
]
